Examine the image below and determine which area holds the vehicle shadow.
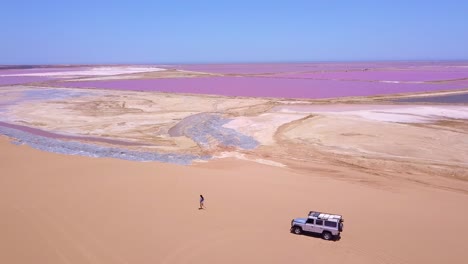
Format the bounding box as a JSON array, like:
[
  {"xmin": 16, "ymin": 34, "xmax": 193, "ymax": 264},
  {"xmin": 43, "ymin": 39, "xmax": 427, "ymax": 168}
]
[{"xmin": 292, "ymin": 231, "xmax": 342, "ymax": 242}]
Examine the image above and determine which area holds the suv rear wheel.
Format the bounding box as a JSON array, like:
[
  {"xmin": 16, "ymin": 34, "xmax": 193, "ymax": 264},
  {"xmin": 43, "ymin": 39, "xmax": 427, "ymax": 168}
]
[
  {"xmin": 322, "ymin": 231, "xmax": 333, "ymax": 240},
  {"xmin": 292, "ymin": 226, "xmax": 302, "ymax": 235}
]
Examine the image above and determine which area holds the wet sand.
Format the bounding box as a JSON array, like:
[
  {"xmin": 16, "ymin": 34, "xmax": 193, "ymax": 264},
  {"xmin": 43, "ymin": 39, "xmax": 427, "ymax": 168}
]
[{"xmin": 0, "ymin": 121, "xmax": 146, "ymax": 146}]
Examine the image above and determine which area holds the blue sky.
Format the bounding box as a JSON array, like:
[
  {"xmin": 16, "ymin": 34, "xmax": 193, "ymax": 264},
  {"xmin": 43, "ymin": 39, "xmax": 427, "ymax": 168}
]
[{"xmin": 2, "ymin": 0, "xmax": 468, "ymax": 64}]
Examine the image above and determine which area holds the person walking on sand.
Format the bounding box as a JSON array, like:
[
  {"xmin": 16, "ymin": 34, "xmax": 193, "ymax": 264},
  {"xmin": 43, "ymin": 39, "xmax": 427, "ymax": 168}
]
[{"xmin": 199, "ymin": 195, "xmax": 205, "ymax": 209}]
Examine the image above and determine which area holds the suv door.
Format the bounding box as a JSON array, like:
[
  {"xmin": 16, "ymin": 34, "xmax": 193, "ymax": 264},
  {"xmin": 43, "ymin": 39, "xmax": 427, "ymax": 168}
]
[
  {"xmin": 313, "ymin": 219, "xmax": 325, "ymax": 233},
  {"xmin": 304, "ymin": 218, "xmax": 315, "ymax": 232}
]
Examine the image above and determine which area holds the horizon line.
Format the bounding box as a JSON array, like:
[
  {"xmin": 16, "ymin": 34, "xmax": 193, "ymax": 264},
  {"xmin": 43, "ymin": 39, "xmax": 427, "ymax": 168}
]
[{"xmin": 2, "ymin": 59, "xmax": 468, "ymax": 67}]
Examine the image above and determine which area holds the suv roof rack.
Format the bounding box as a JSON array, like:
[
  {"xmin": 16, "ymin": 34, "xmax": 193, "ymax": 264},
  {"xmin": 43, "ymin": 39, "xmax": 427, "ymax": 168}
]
[{"xmin": 308, "ymin": 211, "xmax": 343, "ymax": 221}]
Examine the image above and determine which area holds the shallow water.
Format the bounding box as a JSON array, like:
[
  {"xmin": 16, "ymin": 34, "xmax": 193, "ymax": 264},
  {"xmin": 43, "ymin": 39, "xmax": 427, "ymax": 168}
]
[
  {"xmin": 58, "ymin": 77, "xmax": 468, "ymax": 99},
  {"xmin": 176, "ymin": 61, "xmax": 468, "ymax": 74},
  {"xmin": 395, "ymin": 93, "xmax": 468, "ymax": 104},
  {"xmin": 169, "ymin": 113, "xmax": 258, "ymax": 150},
  {"xmin": 0, "ymin": 125, "xmax": 206, "ymax": 164},
  {"xmin": 21, "ymin": 88, "xmax": 90, "ymax": 101},
  {"xmin": 0, "ymin": 121, "xmax": 146, "ymax": 146},
  {"xmin": 0, "ymin": 88, "xmax": 91, "ymax": 115},
  {"xmin": 0, "ymin": 76, "xmax": 50, "ymax": 86},
  {"xmin": 276, "ymin": 70, "xmax": 468, "ymax": 82}
]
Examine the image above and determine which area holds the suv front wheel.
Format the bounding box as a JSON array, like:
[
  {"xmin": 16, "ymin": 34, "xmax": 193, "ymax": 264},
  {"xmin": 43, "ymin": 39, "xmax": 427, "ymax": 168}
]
[
  {"xmin": 322, "ymin": 231, "xmax": 333, "ymax": 240},
  {"xmin": 292, "ymin": 226, "xmax": 302, "ymax": 235}
]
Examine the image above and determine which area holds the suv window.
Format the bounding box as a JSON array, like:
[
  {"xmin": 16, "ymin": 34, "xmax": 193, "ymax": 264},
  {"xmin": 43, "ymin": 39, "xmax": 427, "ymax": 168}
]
[
  {"xmin": 315, "ymin": 219, "xmax": 323, "ymax": 225},
  {"xmin": 325, "ymin": 221, "xmax": 337, "ymax": 228},
  {"xmin": 306, "ymin": 219, "xmax": 314, "ymax": 224}
]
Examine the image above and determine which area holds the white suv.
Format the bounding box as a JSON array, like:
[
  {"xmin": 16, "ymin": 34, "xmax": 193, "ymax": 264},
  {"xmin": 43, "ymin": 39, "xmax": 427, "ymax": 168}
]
[{"xmin": 291, "ymin": 211, "xmax": 343, "ymax": 240}]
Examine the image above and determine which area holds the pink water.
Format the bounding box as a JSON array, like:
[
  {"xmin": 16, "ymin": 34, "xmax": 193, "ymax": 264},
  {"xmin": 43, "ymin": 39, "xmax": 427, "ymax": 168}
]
[
  {"xmin": 176, "ymin": 63, "xmax": 383, "ymax": 74},
  {"xmin": 275, "ymin": 70, "xmax": 468, "ymax": 82},
  {"xmin": 176, "ymin": 62, "xmax": 468, "ymax": 74},
  {"xmin": 4, "ymin": 62, "xmax": 468, "ymax": 99},
  {"xmin": 0, "ymin": 76, "xmax": 51, "ymax": 86},
  {"xmin": 57, "ymin": 76, "xmax": 468, "ymax": 99}
]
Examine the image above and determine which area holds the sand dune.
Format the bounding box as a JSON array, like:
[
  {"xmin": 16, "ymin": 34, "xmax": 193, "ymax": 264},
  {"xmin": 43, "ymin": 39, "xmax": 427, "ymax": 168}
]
[{"xmin": 1, "ymin": 137, "xmax": 468, "ymax": 264}]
